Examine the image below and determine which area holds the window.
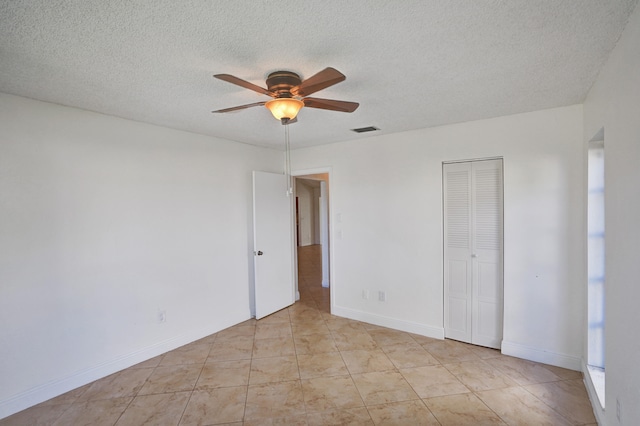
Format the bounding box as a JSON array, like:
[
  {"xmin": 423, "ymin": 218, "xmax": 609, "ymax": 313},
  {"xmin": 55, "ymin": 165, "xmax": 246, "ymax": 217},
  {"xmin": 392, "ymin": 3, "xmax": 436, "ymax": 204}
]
[
  {"xmin": 587, "ymin": 138, "xmax": 605, "ymax": 368},
  {"xmin": 587, "ymin": 132, "xmax": 605, "ymax": 406}
]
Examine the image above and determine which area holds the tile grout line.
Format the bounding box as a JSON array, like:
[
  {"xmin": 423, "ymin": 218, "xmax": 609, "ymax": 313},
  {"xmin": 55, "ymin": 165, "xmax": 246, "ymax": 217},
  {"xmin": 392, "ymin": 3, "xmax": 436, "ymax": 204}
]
[
  {"xmin": 288, "ymin": 308, "xmax": 308, "ymax": 419},
  {"xmin": 518, "ymin": 379, "xmax": 581, "ymax": 425}
]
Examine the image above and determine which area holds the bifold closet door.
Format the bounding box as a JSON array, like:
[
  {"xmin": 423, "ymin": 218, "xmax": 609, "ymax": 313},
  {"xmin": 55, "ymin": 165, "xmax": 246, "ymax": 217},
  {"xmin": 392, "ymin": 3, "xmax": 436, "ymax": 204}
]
[{"xmin": 444, "ymin": 159, "xmax": 503, "ymax": 349}]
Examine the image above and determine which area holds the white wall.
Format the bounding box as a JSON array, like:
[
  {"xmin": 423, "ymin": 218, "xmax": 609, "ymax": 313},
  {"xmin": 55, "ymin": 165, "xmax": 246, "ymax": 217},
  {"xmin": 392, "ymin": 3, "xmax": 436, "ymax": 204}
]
[
  {"xmin": 583, "ymin": 3, "xmax": 640, "ymax": 425},
  {"xmin": 0, "ymin": 93, "xmax": 281, "ymax": 418},
  {"xmin": 312, "ymin": 186, "xmax": 321, "ymax": 245},
  {"xmin": 292, "ymin": 105, "xmax": 584, "ymax": 369},
  {"xmin": 295, "ymin": 180, "xmax": 315, "ymax": 246}
]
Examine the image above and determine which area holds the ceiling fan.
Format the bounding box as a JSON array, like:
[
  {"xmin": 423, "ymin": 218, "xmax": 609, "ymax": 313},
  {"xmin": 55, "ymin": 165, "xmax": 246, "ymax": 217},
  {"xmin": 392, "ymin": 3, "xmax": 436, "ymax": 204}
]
[{"xmin": 212, "ymin": 67, "xmax": 359, "ymax": 124}]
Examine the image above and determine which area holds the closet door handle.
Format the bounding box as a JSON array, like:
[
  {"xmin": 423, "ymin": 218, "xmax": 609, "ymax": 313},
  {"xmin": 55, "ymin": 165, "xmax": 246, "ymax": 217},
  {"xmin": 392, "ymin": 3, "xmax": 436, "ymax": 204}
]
[{"xmin": 471, "ymin": 253, "xmax": 478, "ymax": 258}]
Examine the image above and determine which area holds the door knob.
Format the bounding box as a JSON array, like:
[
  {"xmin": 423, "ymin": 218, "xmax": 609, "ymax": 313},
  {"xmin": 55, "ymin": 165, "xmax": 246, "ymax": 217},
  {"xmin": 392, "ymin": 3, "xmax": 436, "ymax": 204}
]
[
  {"xmin": 256, "ymin": 251, "xmax": 263, "ymax": 256},
  {"xmin": 471, "ymin": 253, "xmax": 478, "ymax": 258}
]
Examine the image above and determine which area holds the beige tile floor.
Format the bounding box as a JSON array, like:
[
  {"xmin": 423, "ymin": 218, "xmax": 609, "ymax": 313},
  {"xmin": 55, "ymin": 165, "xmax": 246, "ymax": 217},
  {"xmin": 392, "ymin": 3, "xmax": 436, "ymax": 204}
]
[{"xmin": 1, "ymin": 245, "xmax": 597, "ymax": 425}]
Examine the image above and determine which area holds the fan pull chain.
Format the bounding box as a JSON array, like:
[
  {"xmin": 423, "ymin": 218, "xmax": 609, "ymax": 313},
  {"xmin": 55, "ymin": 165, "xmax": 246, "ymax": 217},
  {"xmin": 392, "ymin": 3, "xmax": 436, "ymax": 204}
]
[{"xmin": 284, "ymin": 122, "xmax": 293, "ymax": 196}]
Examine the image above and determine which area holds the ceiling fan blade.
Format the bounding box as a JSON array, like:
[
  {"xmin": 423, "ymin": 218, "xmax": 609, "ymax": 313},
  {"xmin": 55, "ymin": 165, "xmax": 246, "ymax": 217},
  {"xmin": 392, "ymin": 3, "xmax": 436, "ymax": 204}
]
[
  {"xmin": 214, "ymin": 74, "xmax": 272, "ymax": 96},
  {"xmin": 302, "ymin": 97, "xmax": 359, "ymax": 113},
  {"xmin": 212, "ymin": 101, "xmax": 266, "ymax": 113},
  {"xmin": 291, "ymin": 67, "xmax": 346, "ymax": 97}
]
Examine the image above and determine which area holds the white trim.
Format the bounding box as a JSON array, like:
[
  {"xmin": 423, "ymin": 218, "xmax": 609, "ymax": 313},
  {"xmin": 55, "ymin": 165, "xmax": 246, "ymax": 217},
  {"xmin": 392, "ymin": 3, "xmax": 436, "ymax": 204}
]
[
  {"xmin": 442, "ymin": 156, "xmax": 504, "ymax": 165},
  {"xmin": 0, "ymin": 315, "xmax": 249, "ymax": 419},
  {"xmin": 291, "ymin": 167, "xmax": 333, "ymax": 177},
  {"xmin": 332, "ymin": 305, "xmax": 445, "ymax": 339},
  {"xmin": 582, "ymin": 359, "xmax": 607, "ymax": 425},
  {"xmin": 501, "ymin": 340, "xmax": 582, "ymax": 370}
]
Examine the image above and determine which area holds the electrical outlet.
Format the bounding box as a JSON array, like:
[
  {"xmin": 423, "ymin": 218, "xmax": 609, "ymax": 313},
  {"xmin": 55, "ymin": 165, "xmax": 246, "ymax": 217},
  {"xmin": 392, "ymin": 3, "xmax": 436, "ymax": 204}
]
[
  {"xmin": 378, "ymin": 291, "xmax": 386, "ymax": 302},
  {"xmin": 616, "ymin": 398, "xmax": 621, "ymax": 422},
  {"xmin": 157, "ymin": 310, "xmax": 166, "ymax": 323}
]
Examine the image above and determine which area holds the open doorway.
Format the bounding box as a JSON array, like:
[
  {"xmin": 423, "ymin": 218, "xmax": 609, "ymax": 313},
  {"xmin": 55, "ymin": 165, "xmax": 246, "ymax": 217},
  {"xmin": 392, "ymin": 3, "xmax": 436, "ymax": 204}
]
[{"xmin": 294, "ymin": 173, "xmax": 330, "ymax": 313}]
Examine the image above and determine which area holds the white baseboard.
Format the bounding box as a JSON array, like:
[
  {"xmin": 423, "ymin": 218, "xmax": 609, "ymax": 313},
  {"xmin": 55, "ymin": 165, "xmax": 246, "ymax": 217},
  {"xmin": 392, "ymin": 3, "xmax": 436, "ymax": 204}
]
[
  {"xmin": 501, "ymin": 340, "xmax": 582, "ymax": 370},
  {"xmin": 0, "ymin": 315, "xmax": 250, "ymax": 420},
  {"xmin": 331, "ymin": 305, "xmax": 444, "ymax": 339}
]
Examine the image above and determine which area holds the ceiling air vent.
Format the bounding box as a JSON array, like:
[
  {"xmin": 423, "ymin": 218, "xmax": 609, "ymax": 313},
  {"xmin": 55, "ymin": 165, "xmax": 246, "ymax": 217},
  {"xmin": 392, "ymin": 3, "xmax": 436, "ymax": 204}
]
[{"xmin": 351, "ymin": 126, "xmax": 380, "ymax": 133}]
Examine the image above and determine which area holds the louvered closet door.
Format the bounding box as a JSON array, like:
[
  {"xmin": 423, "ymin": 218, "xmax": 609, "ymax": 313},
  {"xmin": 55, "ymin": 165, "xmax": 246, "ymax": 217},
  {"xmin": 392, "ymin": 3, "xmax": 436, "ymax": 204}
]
[
  {"xmin": 443, "ymin": 163, "xmax": 473, "ymax": 343},
  {"xmin": 444, "ymin": 159, "xmax": 503, "ymax": 349}
]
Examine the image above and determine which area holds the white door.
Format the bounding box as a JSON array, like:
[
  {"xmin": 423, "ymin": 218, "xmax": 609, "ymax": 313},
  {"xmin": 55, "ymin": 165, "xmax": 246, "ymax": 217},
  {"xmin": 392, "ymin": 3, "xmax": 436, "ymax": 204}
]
[
  {"xmin": 253, "ymin": 171, "xmax": 295, "ymax": 319},
  {"xmin": 443, "ymin": 163, "xmax": 473, "ymax": 343},
  {"xmin": 444, "ymin": 159, "xmax": 503, "ymax": 349}
]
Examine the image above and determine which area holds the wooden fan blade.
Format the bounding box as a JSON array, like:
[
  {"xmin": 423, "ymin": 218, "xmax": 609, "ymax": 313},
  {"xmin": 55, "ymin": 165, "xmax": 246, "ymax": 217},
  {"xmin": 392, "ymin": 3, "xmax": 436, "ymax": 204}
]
[
  {"xmin": 291, "ymin": 67, "xmax": 346, "ymax": 97},
  {"xmin": 212, "ymin": 101, "xmax": 266, "ymax": 113},
  {"xmin": 214, "ymin": 74, "xmax": 272, "ymax": 96},
  {"xmin": 302, "ymin": 97, "xmax": 359, "ymax": 113}
]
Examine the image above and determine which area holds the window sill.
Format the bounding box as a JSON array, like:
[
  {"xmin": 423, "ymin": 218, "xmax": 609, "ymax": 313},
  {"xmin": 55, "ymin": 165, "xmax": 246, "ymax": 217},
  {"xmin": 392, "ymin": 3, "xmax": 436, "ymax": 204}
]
[{"xmin": 587, "ymin": 365, "xmax": 605, "ymax": 408}]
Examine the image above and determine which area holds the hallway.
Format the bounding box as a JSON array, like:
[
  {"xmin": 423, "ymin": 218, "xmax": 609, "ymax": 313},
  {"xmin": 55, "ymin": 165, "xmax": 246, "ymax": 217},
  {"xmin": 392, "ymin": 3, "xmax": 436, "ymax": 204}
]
[{"xmin": 297, "ymin": 244, "xmax": 330, "ymax": 314}]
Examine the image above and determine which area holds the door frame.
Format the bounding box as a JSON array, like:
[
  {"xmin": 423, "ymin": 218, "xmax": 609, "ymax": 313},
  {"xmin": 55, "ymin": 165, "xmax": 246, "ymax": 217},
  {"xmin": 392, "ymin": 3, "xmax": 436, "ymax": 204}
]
[
  {"xmin": 442, "ymin": 156, "xmax": 505, "ymax": 348},
  {"xmin": 292, "ymin": 167, "xmax": 333, "ymax": 310}
]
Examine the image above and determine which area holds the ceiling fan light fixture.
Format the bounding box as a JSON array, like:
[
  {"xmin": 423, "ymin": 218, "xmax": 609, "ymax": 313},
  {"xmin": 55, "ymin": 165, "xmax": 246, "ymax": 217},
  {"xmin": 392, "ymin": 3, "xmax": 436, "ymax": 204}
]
[{"xmin": 265, "ymin": 98, "xmax": 304, "ymax": 121}]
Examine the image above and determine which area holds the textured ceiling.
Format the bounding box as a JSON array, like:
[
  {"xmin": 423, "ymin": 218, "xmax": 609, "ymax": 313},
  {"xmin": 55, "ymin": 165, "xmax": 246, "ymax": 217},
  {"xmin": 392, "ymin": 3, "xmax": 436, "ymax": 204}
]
[{"xmin": 0, "ymin": 1, "xmax": 637, "ymax": 149}]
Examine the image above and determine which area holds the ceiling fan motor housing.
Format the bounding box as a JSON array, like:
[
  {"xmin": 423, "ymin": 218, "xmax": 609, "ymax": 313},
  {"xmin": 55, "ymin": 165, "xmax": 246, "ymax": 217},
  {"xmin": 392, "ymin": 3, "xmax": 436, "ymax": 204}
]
[{"xmin": 266, "ymin": 71, "xmax": 301, "ymax": 98}]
